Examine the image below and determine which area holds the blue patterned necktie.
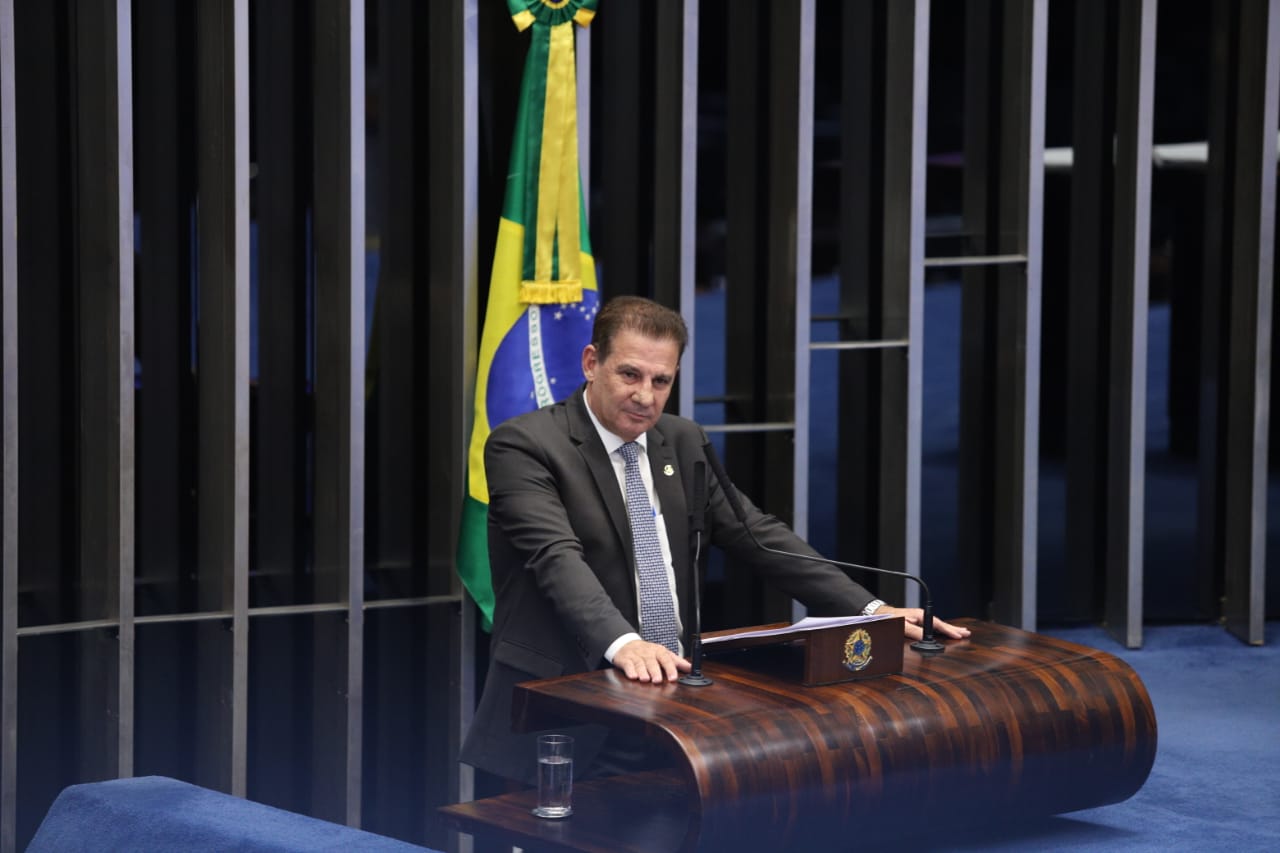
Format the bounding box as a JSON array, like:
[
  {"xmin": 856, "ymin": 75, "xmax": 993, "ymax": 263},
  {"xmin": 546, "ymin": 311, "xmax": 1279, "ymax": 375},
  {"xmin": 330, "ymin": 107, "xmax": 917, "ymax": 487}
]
[{"xmin": 618, "ymin": 442, "xmax": 680, "ymax": 653}]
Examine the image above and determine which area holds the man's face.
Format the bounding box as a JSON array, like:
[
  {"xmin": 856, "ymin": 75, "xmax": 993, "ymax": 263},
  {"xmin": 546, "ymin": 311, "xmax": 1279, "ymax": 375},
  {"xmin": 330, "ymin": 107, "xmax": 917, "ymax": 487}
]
[{"xmin": 582, "ymin": 329, "xmax": 680, "ymax": 442}]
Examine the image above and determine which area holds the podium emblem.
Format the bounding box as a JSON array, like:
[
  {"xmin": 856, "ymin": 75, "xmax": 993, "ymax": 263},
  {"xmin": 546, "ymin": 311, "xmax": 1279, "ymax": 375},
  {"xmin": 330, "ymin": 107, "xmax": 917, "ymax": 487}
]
[{"xmin": 843, "ymin": 628, "xmax": 873, "ymax": 672}]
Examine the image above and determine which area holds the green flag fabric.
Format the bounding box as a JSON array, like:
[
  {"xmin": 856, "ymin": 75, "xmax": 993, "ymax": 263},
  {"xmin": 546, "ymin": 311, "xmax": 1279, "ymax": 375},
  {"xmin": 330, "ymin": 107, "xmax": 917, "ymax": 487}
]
[{"xmin": 457, "ymin": 0, "xmax": 600, "ymax": 630}]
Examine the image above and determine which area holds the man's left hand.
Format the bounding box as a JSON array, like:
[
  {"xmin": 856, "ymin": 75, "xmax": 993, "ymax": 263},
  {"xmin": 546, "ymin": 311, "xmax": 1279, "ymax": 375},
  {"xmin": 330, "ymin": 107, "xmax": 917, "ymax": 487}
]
[
  {"xmin": 874, "ymin": 605, "xmax": 972, "ymax": 642},
  {"xmin": 612, "ymin": 638, "xmax": 692, "ymax": 683}
]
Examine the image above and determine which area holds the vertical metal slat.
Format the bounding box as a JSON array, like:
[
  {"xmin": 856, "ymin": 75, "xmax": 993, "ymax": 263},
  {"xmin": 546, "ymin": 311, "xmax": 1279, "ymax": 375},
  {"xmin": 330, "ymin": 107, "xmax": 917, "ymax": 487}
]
[
  {"xmin": 1, "ymin": 0, "xmax": 19, "ymax": 847},
  {"xmin": 991, "ymin": 0, "xmax": 1046, "ymax": 631},
  {"xmin": 422, "ymin": 0, "xmax": 475, "ymax": 834},
  {"xmin": 676, "ymin": 1, "xmax": 699, "ymax": 419},
  {"xmin": 454, "ymin": 0, "xmax": 481, "ymax": 820},
  {"xmin": 653, "ymin": 1, "xmax": 687, "ymax": 324},
  {"xmin": 112, "ymin": 0, "xmax": 136, "ymax": 780},
  {"xmin": 194, "ymin": 0, "xmax": 250, "ymax": 795},
  {"xmin": 1223, "ymin": 0, "xmax": 1278, "ymax": 645},
  {"xmin": 791, "ymin": 0, "xmax": 816, "ymax": 627},
  {"xmin": 792, "ymin": 0, "xmax": 815, "ymax": 530},
  {"xmin": 1104, "ymin": 0, "xmax": 1156, "ymax": 648},
  {"xmin": 73, "ymin": 0, "xmax": 135, "ymax": 782},
  {"xmin": 312, "ymin": 0, "xmax": 364, "ymax": 824}
]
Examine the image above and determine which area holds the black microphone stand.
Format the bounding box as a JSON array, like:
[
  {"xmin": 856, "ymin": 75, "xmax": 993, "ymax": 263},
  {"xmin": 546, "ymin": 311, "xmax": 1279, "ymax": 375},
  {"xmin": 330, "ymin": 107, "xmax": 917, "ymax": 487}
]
[
  {"xmin": 911, "ymin": 599, "xmax": 946, "ymax": 655},
  {"xmin": 703, "ymin": 442, "xmax": 946, "ymax": 655},
  {"xmin": 680, "ymin": 461, "xmax": 713, "ymax": 686}
]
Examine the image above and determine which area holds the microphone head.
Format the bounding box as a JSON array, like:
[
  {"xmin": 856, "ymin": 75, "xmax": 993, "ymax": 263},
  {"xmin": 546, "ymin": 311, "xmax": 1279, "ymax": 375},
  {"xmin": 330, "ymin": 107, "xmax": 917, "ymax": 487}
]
[{"xmin": 690, "ymin": 460, "xmax": 707, "ymax": 535}]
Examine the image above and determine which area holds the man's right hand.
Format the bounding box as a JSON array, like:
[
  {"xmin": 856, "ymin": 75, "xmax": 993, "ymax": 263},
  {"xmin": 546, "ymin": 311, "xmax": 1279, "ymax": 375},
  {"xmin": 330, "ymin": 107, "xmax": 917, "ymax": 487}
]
[{"xmin": 612, "ymin": 639, "xmax": 692, "ymax": 683}]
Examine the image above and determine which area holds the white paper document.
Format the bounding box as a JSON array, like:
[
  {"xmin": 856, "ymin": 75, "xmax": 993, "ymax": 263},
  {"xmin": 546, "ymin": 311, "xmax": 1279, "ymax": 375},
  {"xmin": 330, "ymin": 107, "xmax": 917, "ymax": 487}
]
[{"xmin": 702, "ymin": 613, "xmax": 895, "ymax": 646}]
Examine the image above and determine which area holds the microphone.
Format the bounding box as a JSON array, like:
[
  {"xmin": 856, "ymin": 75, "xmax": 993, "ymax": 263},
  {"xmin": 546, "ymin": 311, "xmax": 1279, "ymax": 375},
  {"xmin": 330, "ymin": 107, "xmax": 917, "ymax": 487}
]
[
  {"xmin": 679, "ymin": 461, "xmax": 713, "ymax": 686},
  {"xmin": 701, "ymin": 440, "xmax": 946, "ymax": 655},
  {"xmin": 689, "ymin": 460, "xmax": 707, "ymax": 538}
]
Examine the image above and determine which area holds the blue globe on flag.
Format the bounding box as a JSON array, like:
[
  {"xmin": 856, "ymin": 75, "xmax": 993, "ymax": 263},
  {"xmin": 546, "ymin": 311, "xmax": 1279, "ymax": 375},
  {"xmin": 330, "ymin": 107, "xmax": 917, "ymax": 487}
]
[{"xmin": 486, "ymin": 291, "xmax": 600, "ymax": 427}]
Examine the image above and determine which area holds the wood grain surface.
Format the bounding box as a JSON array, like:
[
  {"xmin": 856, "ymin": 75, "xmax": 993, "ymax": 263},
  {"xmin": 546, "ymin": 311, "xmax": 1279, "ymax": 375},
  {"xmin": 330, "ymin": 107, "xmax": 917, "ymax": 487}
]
[{"xmin": 445, "ymin": 620, "xmax": 1157, "ymax": 852}]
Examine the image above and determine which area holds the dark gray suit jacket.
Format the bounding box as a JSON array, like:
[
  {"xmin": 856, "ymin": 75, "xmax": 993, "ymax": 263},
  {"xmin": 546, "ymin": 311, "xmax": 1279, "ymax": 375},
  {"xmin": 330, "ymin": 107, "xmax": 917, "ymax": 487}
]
[{"xmin": 459, "ymin": 387, "xmax": 876, "ymax": 782}]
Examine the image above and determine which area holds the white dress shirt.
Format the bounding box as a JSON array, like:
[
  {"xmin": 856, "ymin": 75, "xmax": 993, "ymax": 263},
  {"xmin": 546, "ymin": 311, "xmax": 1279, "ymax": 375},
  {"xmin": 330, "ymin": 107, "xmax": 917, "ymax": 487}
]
[{"xmin": 582, "ymin": 392, "xmax": 685, "ymax": 660}]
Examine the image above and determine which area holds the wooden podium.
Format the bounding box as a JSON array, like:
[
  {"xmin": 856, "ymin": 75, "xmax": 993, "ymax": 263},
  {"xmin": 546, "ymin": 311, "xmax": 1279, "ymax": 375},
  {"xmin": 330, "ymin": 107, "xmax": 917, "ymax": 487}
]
[{"xmin": 443, "ymin": 620, "xmax": 1157, "ymax": 852}]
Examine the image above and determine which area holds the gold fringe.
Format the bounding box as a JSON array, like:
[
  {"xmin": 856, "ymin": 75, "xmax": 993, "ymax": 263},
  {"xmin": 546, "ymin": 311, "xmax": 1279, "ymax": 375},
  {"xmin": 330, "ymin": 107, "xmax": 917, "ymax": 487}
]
[{"xmin": 520, "ymin": 280, "xmax": 583, "ymax": 304}]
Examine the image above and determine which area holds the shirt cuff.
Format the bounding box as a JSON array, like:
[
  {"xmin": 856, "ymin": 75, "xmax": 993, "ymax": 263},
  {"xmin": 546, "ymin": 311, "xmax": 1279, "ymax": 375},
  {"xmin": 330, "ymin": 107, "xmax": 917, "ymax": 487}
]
[
  {"xmin": 604, "ymin": 632, "xmax": 643, "ymax": 663},
  {"xmin": 861, "ymin": 599, "xmax": 886, "ymax": 616}
]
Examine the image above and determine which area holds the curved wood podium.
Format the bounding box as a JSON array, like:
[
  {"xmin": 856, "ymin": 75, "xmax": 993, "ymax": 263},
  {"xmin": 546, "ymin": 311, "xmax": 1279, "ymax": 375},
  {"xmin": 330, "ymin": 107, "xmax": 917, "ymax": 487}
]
[{"xmin": 444, "ymin": 620, "xmax": 1157, "ymax": 852}]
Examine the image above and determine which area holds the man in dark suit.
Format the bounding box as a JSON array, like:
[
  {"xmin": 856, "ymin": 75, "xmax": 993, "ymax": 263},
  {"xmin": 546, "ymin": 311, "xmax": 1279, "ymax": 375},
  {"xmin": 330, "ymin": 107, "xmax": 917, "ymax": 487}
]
[{"xmin": 460, "ymin": 296, "xmax": 969, "ymax": 783}]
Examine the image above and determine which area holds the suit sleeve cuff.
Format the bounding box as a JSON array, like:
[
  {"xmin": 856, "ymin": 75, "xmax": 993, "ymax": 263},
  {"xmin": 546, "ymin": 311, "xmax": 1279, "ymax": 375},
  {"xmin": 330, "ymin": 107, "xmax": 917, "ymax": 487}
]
[{"xmin": 604, "ymin": 632, "xmax": 642, "ymax": 664}]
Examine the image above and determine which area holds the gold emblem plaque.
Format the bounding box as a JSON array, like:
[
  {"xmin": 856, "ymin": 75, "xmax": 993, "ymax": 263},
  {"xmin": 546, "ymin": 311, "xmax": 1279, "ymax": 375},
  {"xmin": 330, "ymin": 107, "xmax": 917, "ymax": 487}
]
[{"xmin": 843, "ymin": 628, "xmax": 873, "ymax": 672}]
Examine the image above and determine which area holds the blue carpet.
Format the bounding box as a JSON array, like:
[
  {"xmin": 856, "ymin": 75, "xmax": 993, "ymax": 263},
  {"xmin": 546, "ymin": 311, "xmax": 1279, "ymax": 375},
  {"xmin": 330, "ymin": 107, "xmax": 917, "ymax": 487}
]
[{"xmin": 892, "ymin": 622, "xmax": 1280, "ymax": 851}]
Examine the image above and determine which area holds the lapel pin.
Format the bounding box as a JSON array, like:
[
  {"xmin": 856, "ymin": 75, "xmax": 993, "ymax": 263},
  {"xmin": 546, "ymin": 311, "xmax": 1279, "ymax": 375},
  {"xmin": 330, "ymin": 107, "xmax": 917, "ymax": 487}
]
[{"xmin": 663, "ymin": 464, "xmax": 674, "ymax": 477}]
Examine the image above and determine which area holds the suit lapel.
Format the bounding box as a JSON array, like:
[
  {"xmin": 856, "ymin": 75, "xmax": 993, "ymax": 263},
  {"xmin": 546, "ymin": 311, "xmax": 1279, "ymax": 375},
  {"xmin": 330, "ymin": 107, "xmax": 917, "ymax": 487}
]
[{"xmin": 566, "ymin": 389, "xmax": 633, "ymax": 559}]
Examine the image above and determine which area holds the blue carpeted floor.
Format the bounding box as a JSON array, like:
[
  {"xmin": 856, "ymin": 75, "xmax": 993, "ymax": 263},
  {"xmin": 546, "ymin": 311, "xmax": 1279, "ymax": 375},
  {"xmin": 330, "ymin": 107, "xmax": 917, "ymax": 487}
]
[{"xmin": 895, "ymin": 621, "xmax": 1280, "ymax": 851}]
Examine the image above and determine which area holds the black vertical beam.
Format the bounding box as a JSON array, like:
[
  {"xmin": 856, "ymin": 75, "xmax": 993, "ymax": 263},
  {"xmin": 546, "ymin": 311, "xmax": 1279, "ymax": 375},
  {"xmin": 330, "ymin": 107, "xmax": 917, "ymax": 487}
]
[
  {"xmin": 719, "ymin": 0, "xmax": 804, "ymax": 627},
  {"xmin": 653, "ymin": 0, "xmax": 695, "ymax": 317},
  {"xmin": 423, "ymin": 0, "xmax": 473, "ymax": 838},
  {"xmin": 11, "ymin": 13, "xmax": 76, "ymax": 848},
  {"xmin": 136, "ymin": 0, "xmax": 196, "ymax": 619},
  {"xmin": 425, "ymin": 1, "xmax": 471, "ymax": 594},
  {"xmin": 246, "ymin": 0, "xmax": 310, "ymax": 816},
  {"xmin": 368, "ymin": 0, "xmax": 417, "ymax": 598},
  {"xmin": 879, "ymin": 0, "xmax": 929, "ymax": 607},
  {"xmin": 1199, "ymin": 2, "xmax": 1233, "ymax": 621},
  {"xmin": 1104, "ymin": 0, "xmax": 1156, "ymax": 648},
  {"xmin": 15, "ymin": 0, "xmax": 74, "ymax": 635},
  {"xmin": 1202, "ymin": 0, "xmax": 1276, "ymax": 645},
  {"xmin": 990, "ymin": 0, "xmax": 1044, "ymax": 630},
  {"xmin": 1220, "ymin": 0, "xmax": 1277, "ymax": 645},
  {"xmin": 71, "ymin": 0, "xmax": 134, "ymax": 781},
  {"xmin": 766, "ymin": 0, "xmax": 804, "ymax": 558},
  {"xmin": 1065, "ymin": 0, "xmax": 1116, "ymax": 623},
  {"xmin": 1, "ymin": 0, "xmax": 18, "ymax": 847},
  {"xmin": 956, "ymin": 0, "xmax": 1044, "ymax": 629},
  {"xmin": 1065, "ymin": 0, "xmax": 1154, "ymax": 648},
  {"xmin": 837, "ymin": 0, "xmax": 884, "ymax": 570},
  {"xmin": 722, "ymin": 1, "xmax": 769, "ymax": 626},
  {"xmin": 195, "ymin": 0, "xmax": 249, "ymax": 795},
  {"xmin": 254, "ymin": 0, "xmax": 308, "ymax": 609},
  {"xmin": 957, "ymin": 0, "xmax": 997, "ymax": 618},
  {"xmin": 596, "ymin": 0, "xmax": 643, "ymax": 296},
  {"xmin": 311, "ymin": 0, "xmax": 364, "ymax": 824},
  {"xmin": 723, "ymin": 0, "xmax": 764, "ymax": 437}
]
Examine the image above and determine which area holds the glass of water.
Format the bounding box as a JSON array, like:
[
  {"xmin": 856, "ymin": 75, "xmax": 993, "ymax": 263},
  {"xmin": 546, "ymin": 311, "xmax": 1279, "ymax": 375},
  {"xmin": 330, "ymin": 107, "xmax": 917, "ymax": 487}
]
[{"xmin": 532, "ymin": 733, "xmax": 573, "ymax": 818}]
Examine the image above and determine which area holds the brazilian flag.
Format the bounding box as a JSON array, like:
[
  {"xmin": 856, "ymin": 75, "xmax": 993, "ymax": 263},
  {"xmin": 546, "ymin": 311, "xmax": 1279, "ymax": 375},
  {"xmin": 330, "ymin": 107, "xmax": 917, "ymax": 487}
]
[{"xmin": 457, "ymin": 0, "xmax": 600, "ymax": 630}]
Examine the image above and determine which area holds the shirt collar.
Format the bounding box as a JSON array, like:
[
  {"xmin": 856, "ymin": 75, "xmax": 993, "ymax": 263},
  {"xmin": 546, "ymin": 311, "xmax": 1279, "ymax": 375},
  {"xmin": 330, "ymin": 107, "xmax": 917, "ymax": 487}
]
[{"xmin": 582, "ymin": 388, "xmax": 648, "ymax": 458}]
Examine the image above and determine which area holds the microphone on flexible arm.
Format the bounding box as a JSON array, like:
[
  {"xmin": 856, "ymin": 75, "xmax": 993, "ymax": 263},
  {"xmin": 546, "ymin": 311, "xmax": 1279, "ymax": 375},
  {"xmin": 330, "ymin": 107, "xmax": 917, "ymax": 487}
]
[
  {"xmin": 679, "ymin": 460, "xmax": 714, "ymax": 686},
  {"xmin": 701, "ymin": 440, "xmax": 947, "ymax": 655}
]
